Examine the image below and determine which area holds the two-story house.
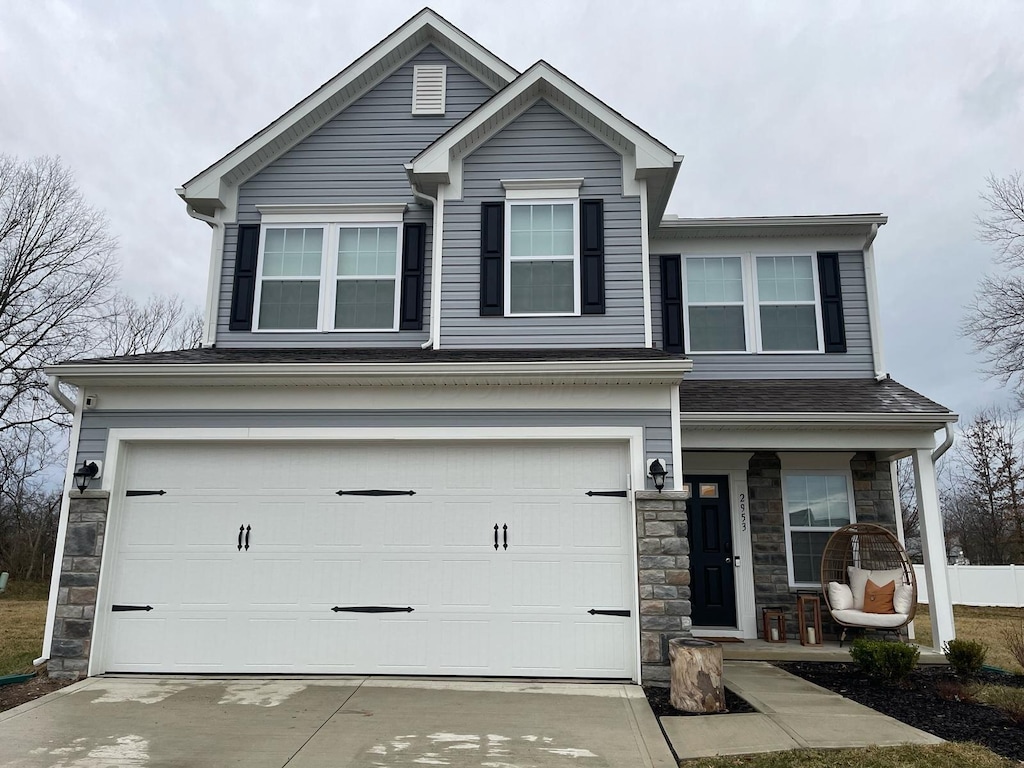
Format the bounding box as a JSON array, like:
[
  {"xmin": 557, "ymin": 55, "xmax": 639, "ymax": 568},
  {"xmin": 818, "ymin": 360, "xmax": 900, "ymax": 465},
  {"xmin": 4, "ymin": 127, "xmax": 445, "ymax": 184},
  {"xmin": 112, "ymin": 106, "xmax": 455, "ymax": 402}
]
[{"xmin": 40, "ymin": 9, "xmax": 956, "ymax": 685}]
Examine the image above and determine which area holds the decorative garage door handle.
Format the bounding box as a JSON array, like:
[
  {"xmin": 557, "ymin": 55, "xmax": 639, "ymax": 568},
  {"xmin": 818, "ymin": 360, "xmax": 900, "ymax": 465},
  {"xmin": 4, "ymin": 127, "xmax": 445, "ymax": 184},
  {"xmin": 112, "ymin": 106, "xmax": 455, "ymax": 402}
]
[
  {"xmin": 126, "ymin": 490, "xmax": 167, "ymax": 497},
  {"xmin": 331, "ymin": 606, "xmax": 414, "ymax": 613},
  {"xmin": 503, "ymin": 524, "xmax": 508, "ymax": 550},
  {"xmin": 244, "ymin": 525, "xmax": 250, "ymax": 551},
  {"xmin": 494, "ymin": 524, "xmax": 499, "ymax": 550},
  {"xmin": 112, "ymin": 604, "xmax": 154, "ymax": 612},
  {"xmin": 585, "ymin": 490, "xmax": 628, "ymax": 497},
  {"xmin": 335, "ymin": 489, "xmax": 416, "ymax": 496},
  {"xmin": 236, "ymin": 524, "xmax": 252, "ymax": 551},
  {"xmin": 237, "ymin": 525, "xmax": 244, "ymax": 551},
  {"xmin": 588, "ymin": 609, "xmax": 631, "ymax": 617}
]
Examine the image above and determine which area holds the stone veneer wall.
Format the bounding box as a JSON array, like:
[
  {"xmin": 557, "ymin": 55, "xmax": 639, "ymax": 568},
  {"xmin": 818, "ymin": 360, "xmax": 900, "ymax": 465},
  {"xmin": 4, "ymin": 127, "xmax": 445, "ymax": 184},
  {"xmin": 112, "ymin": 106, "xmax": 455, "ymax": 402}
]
[
  {"xmin": 749, "ymin": 451, "xmax": 897, "ymax": 640},
  {"xmin": 48, "ymin": 491, "xmax": 109, "ymax": 679},
  {"xmin": 636, "ymin": 490, "xmax": 692, "ymax": 685}
]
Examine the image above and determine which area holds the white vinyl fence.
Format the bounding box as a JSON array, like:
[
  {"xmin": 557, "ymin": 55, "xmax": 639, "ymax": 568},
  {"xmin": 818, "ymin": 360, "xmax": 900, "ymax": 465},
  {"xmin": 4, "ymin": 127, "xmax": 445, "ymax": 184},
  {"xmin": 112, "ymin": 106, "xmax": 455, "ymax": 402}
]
[{"xmin": 914, "ymin": 564, "xmax": 1024, "ymax": 607}]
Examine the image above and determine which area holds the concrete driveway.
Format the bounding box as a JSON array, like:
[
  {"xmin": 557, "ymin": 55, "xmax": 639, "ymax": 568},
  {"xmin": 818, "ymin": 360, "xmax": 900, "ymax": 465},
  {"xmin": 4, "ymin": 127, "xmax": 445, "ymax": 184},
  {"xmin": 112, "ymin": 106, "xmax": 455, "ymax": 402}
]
[{"xmin": 0, "ymin": 677, "xmax": 675, "ymax": 767}]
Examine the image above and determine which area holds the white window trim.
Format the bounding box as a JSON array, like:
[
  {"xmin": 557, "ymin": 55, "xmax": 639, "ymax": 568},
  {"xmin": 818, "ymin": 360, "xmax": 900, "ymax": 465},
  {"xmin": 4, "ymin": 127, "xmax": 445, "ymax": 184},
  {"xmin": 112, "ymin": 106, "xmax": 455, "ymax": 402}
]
[
  {"xmin": 751, "ymin": 254, "xmax": 825, "ymax": 355},
  {"xmin": 251, "ymin": 220, "xmax": 404, "ymax": 333},
  {"xmin": 681, "ymin": 252, "xmax": 825, "ymax": 355},
  {"xmin": 781, "ymin": 465, "xmax": 857, "ymax": 588},
  {"xmin": 503, "ymin": 197, "xmax": 581, "ymax": 318},
  {"xmin": 681, "ymin": 254, "xmax": 752, "ymax": 355}
]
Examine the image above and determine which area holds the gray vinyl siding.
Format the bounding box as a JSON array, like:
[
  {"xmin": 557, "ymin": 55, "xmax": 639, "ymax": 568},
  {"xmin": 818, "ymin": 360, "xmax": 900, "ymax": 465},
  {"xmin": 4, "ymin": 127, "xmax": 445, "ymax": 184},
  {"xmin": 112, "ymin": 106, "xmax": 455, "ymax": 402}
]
[
  {"xmin": 218, "ymin": 46, "xmax": 494, "ymax": 348},
  {"xmin": 440, "ymin": 100, "xmax": 645, "ymax": 348},
  {"xmin": 76, "ymin": 408, "xmax": 675, "ymax": 490},
  {"xmin": 651, "ymin": 250, "xmax": 875, "ymax": 378}
]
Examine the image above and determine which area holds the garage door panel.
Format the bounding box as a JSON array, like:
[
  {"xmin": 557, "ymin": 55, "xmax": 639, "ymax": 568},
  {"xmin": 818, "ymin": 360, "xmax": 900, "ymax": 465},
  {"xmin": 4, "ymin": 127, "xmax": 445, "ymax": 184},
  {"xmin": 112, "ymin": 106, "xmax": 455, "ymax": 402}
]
[{"xmin": 103, "ymin": 440, "xmax": 635, "ymax": 678}]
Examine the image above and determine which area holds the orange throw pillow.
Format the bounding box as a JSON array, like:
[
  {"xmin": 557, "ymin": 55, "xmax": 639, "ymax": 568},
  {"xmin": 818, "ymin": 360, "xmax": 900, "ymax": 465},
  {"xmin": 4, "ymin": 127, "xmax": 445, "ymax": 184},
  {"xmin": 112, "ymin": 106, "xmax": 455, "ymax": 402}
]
[{"xmin": 862, "ymin": 578, "xmax": 896, "ymax": 614}]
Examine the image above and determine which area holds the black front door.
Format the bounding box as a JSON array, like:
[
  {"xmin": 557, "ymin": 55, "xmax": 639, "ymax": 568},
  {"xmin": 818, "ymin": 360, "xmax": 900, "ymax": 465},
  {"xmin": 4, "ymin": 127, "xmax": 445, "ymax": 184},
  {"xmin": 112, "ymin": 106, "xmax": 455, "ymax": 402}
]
[{"xmin": 686, "ymin": 475, "xmax": 737, "ymax": 627}]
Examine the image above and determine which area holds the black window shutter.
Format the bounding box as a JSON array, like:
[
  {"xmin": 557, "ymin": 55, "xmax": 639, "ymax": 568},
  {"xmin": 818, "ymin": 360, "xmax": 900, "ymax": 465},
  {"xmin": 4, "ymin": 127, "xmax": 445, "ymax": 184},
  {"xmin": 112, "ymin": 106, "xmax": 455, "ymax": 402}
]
[
  {"xmin": 817, "ymin": 252, "xmax": 847, "ymax": 353},
  {"xmin": 228, "ymin": 224, "xmax": 260, "ymax": 331},
  {"xmin": 660, "ymin": 254, "xmax": 684, "ymax": 353},
  {"xmin": 399, "ymin": 223, "xmax": 426, "ymax": 330},
  {"xmin": 480, "ymin": 202, "xmax": 504, "ymax": 316},
  {"xmin": 580, "ymin": 199, "xmax": 605, "ymax": 314}
]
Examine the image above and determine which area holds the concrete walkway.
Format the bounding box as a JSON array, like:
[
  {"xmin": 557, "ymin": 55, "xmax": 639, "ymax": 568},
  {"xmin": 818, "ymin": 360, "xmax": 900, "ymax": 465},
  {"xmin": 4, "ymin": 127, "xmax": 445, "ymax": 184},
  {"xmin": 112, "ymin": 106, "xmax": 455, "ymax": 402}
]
[
  {"xmin": 661, "ymin": 661, "xmax": 942, "ymax": 759},
  {"xmin": 0, "ymin": 676, "xmax": 676, "ymax": 767}
]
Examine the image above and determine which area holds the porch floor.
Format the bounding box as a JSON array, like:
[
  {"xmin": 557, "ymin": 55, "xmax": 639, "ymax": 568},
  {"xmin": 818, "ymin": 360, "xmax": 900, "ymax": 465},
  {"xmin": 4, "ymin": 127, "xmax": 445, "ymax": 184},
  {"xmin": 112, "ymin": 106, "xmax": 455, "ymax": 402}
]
[{"xmin": 720, "ymin": 639, "xmax": 946, "ymax": 664}]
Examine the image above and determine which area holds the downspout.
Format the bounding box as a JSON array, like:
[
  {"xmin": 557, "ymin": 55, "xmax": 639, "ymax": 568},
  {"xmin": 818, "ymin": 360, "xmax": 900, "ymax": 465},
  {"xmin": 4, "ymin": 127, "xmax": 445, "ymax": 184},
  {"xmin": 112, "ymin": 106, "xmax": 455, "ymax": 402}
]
[
  {"xmin": 405, "ymin": 168, "xmax": 442, "ymax": 349},
  {"xmin": 184, "ymin": 204, "xmax": 223, "ymax": 348},
  {"xmin": 932, "ymin": 423, "xmax": 954, "ymax": 462},
  {"xmin": 48, "ymin": 375, "xmax": 76, "ymax": 414}
]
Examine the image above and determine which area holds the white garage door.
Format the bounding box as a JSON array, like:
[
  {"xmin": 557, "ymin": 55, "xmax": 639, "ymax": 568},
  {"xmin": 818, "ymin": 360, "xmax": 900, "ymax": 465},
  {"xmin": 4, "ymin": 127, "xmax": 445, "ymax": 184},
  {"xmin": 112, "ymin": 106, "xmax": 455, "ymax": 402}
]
[{"xmin": 101, "ymin": 440, "xmax": 636, "ymax": 678}]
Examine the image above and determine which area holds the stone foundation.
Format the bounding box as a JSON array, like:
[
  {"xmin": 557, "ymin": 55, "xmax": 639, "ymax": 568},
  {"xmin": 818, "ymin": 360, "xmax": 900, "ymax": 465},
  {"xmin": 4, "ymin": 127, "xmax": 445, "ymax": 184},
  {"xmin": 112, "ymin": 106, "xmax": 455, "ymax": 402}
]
[
  {"xmin": 636, "ymin": 490, "xmax": 692, "ymax": 685},
  {"xmin": 48, "ymin": 490, "xmax": 109, "ymax": 679}
]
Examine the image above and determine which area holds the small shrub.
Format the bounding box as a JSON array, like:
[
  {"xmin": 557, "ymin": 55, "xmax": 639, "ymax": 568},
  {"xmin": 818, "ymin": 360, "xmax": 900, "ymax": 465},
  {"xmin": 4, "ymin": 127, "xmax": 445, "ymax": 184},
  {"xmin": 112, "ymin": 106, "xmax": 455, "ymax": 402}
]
[
  {"xmin": 849, "ymin": 638, "xmax": 920, "ymax": 682},
  {"xmin": 1002, "ymin": 622, "xmax": 1024, "ymax": 672},
  {"xmin": 944, "ymin": 638, "xmax": 988, "ymax": 676},
  {"xmin": 974, "ymin": 684, "xmax": 1024, "ymax": 725}
]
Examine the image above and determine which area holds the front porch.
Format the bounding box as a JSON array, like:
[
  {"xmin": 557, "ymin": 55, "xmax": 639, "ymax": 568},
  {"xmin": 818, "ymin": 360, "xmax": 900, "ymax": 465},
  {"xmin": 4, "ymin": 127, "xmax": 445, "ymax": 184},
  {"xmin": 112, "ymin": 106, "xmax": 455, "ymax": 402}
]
[{"xmin": 717, "ymin": 637, "xmax": 946, "ymax": 664}]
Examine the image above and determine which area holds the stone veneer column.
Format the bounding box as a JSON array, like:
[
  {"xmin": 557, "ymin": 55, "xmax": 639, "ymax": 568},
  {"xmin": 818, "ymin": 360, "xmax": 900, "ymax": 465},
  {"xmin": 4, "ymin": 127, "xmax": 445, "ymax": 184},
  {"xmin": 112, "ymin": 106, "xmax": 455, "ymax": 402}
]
[
  {"xmin": 48, "ymin": 490, "xmax": 109, "ymax": 680},
  {"xmin": 635, "ymin": 490, "xmax": 692, "ymax": 686}
]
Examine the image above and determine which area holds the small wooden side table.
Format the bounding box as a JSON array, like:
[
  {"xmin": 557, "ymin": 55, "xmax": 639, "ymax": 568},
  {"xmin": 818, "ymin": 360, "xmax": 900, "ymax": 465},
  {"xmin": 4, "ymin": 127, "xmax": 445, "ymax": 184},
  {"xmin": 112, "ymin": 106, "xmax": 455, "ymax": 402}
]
[
  {"xmin": 797, "ymin": 592, "xmax": 823, "ymax": 646},
  {"xmin": 762, "ymin": 606, "xmax": 787, "ymax": 643}
]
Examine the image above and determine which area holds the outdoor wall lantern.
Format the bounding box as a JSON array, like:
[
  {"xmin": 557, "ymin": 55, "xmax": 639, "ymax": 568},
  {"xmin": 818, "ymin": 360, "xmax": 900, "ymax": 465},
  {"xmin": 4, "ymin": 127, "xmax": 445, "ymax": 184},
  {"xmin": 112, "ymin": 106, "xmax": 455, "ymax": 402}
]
[
  {"xmin": 73, "ymin": 460, "xmax": 99, "ymax": 493},
  {"xmin": 647, "ymin": 458, "xmax": 667, "ymax": 492}
]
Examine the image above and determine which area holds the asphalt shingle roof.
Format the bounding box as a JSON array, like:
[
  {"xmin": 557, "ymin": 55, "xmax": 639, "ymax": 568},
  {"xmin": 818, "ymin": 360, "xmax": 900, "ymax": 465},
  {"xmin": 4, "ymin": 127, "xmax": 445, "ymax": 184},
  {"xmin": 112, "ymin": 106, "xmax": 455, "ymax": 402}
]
[{"xmin": 678, "ymin": 378, "xmax": 951, "ymax": 415}]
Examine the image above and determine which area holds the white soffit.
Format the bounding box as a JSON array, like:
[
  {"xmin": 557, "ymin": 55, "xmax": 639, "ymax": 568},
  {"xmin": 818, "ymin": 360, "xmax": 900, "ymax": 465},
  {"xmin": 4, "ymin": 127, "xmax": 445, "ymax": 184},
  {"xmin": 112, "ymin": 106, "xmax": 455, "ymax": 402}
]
[
  {"xmin": 654, "ymin": 214, "xmax": 889, "ymax": 240},
  {"xmin": 409, "ymin": 61, "xmax": 680, "ymax": 200},
  {"xmin": 178, "ymin": 9, "xmax": 518, "ymax": 215}
]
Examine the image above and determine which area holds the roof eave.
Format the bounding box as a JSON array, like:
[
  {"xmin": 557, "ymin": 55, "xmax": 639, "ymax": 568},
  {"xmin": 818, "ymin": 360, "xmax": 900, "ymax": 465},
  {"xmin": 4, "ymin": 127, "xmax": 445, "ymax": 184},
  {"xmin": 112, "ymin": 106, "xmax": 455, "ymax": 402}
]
[{"xmin": 679, "ymin": 411, "xmax": 958, "ymax": 426}]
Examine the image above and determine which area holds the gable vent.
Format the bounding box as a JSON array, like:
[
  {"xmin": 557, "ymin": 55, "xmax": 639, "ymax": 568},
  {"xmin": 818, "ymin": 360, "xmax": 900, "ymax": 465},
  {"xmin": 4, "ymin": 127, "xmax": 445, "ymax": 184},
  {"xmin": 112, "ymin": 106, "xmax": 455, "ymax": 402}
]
[{"xmin": 412, "ymin": 65, "xmax": 446, "ymax": 115}]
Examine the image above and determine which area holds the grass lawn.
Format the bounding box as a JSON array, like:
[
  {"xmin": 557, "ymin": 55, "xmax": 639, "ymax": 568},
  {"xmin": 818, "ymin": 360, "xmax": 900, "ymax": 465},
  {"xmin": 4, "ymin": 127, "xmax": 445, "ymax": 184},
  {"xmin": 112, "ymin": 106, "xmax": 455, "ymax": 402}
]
[
  {"xmin": 913, "ymin": 604, "xmax": 1024, "ymax": 673},
  {"xmin": 681, "ymin": 743, "xmax": 1017, "ymax": 767},
  {"xmin": 0, "ymin": 580, "xmax": 49, "ymax": 676}
]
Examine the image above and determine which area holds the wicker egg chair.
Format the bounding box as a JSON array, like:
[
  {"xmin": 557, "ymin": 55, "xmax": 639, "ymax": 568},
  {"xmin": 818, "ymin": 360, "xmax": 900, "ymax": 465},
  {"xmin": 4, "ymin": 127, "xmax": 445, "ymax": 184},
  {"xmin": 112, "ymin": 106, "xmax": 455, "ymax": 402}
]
[{"xmin": 819, "ymin": 523, "xmax": 917, "ymax": 642}]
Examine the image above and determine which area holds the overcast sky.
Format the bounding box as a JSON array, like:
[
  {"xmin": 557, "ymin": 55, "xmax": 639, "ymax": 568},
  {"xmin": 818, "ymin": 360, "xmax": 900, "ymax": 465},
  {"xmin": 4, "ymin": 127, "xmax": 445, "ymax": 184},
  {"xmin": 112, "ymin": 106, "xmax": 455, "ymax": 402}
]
[{"xmin": 2, "ymin": 0, "xmax": 1022, "ymax": 421}]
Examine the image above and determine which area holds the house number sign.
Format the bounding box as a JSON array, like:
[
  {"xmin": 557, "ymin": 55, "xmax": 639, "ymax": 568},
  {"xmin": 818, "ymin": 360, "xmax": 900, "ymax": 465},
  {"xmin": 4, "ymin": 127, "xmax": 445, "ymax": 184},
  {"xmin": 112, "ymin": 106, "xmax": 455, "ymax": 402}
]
[{"xmin": 739, "ymin": 492, "xmax": 748, "ymax": 532}]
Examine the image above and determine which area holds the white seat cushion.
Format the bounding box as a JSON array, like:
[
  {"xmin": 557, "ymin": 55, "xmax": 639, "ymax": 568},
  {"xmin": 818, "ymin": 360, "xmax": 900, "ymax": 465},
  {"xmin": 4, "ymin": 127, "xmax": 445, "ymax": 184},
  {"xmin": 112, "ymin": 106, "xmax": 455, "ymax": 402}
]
[
  {"xmin": 831, "ymin": 608, "xmax": 909, "ymax": 628},
  {"xmin": 828, "ymin": 581, "xmax": 854, "ymax": 610}
]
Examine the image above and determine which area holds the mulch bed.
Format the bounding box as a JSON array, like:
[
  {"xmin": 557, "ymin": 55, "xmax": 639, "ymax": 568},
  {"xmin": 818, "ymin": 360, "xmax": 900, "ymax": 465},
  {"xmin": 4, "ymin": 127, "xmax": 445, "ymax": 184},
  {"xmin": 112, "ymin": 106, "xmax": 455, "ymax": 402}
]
[
  {"xmin": 0, "ymin": 676, "xmax": 74, "ymax": 713},
  {"xmin": 779, "ymin": 662, "xmax": 1024, "ymax": 762},
  {"xmin": 644, "ymin": 685, "xmax": 756, "ymax": 717}
]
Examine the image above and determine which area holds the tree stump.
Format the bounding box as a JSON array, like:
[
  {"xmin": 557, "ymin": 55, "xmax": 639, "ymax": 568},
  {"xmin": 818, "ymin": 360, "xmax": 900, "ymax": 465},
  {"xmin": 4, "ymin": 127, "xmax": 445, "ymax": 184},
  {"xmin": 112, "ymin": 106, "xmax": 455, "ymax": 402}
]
[{"xmin": 668, "ymin": 638, "xmax": 725, "ymax": 713}]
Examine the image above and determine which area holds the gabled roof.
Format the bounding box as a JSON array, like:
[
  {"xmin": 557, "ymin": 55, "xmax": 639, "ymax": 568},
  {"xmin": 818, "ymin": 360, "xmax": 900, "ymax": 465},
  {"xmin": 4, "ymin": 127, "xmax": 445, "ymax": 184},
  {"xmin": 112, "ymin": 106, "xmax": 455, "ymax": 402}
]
[
  {"xmin": 178, "ymin": 9, "xmax": 519, "ymax": 216},
  {"xmin": 407, "ymin": 60, "xmax": 682, "ymax": 225}
]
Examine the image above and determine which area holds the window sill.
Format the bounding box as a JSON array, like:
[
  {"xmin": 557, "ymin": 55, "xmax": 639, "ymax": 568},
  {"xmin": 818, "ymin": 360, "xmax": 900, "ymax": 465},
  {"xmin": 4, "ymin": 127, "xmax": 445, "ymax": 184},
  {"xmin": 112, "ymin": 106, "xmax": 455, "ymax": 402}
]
[{"xmin": 503, "ymin": 312, "xmax": 581, "ymax": 319}]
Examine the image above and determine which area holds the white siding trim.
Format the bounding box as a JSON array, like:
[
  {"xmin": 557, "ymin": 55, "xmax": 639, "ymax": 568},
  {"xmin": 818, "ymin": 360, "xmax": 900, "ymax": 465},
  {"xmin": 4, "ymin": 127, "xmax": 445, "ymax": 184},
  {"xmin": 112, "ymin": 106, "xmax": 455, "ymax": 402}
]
[
  {"xmin": 863, "ymin": 240, "xmax": 887, "ymax": 377},
  {"xmin": 501, "ymin": 178, "xmax": 583, "ymax": 199},
  {"xmin": 639, "ymin": 179, "xmax": 653, "ymax": 347},
  {"xmin": 670, "ymin": 384, "xmax": 682, "ymax": 491},
  {"xmin": 256, "ymin": 204, "xmax": 407, "ymax": 223}
]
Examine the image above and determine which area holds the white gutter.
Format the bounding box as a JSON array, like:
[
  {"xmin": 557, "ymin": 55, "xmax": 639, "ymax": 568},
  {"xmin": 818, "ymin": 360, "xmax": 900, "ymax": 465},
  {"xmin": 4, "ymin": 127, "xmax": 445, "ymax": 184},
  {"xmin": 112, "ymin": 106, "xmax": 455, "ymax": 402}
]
[
  {"xmin": 862, "ymin": 223, "xmax": 888, "ymax": 380},
  {"xmin": 658, "ymin": 214, "xmax": 889, "ymax": 229},
  {"xmin": 406, "ymin": 170, "xmax": 443, "ymax": 350},
  {"xmin": 183, "ymin": 202, "xmax": 224, "ymax": 348},
  {"xmin": 679, "ymin": 411, "xmax": 958, "ymax": 425},
  {"xmin": 47, "ymin": 375, "xmax": 76, "ymax": 414},
  {"xmin": 932, "ymin": 423, "xmax": 955, "ymax": 461}
]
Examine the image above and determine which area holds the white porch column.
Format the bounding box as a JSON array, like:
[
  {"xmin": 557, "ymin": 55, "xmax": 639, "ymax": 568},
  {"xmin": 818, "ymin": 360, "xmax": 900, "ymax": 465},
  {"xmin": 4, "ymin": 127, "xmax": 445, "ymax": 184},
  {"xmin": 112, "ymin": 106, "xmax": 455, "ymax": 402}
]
[{"xmin": 912, "ymin": 448, "xmax": 955, "ymax": 649}]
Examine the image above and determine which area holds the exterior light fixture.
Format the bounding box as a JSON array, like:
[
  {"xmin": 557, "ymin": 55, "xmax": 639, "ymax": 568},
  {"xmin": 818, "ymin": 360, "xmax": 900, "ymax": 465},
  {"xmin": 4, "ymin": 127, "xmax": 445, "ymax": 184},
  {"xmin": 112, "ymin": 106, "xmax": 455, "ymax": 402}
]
[
  {"xmin": 648, "ymin": 458, "xmax": 667, "ymax": 493},
  {"xmin": 73, "ymin": 460, "xmax": 99, "ymax": 493}
]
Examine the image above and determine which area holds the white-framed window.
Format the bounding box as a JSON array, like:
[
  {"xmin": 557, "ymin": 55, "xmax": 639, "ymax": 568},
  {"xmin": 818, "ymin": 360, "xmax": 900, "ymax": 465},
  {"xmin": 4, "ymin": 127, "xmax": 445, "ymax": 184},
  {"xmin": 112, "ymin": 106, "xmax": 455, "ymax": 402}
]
[
  {"xmin": 782, "ymin": 469, "xmax": 856, "ymax": 587},
  {"xmin": 505, "ymin": 200, "xmax": 579, "ymax": 316},
  {"xmin": 681, "ymin": 253, "xmax": 824, "ymax": 354},
  {"xmin": 253, "ymin": 216, "xmax": 403, "ymax": 332}
]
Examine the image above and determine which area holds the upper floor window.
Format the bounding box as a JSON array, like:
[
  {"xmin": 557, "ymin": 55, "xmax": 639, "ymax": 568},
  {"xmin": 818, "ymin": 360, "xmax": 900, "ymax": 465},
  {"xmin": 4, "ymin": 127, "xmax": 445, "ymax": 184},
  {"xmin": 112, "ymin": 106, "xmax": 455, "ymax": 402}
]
[
  {"xmin": 506, "ymin": 201, "xmax": 579, "ymax": 315},
  {"xmin": 254, "ymin": 223, "xmax": 401, "ymax": 332},
  {"xmin": 682, "ymin": 253, "xmax": 824, "ymax": 354}
]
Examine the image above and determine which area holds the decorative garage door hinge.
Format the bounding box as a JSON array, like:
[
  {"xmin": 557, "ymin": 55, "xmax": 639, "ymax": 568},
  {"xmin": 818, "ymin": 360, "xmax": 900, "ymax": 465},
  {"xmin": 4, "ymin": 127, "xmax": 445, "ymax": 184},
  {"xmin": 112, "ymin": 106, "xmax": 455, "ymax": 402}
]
[
  {"xmin": 335, "ymin": 490, "xmax": 416, "ymax": 496},
  {"xmin": 585, "ymin": 490, "xmax": 628, "ymax": 497},
  {"xmin": 112, "ymin": 604, "xmax": 154, "ymax": 612},
  {"xmin": 587, "ymin": 609, "xmax": 631, "ymax": 617},
  {"xmin": 126, "ymin": 490, "xmax": 167, "ymax": 497},
  {"xmin": 331, "ymin": 606, "xmax": 415, "ymax": 613}
]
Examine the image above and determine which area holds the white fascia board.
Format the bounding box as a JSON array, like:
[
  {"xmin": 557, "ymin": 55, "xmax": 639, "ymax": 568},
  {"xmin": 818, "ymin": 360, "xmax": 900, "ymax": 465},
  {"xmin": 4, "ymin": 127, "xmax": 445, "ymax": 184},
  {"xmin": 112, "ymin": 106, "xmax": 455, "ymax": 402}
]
[
  {"xmin": 679, "ymin": 411, "xmax": 958, "ymax": 426},
  {"xmin": 256, "ymin": 203, "xmax": 407, "ymax": 223},
  {"xmin": 179, "ymin": 10, "xmax": 517, "ymax": 211},
  {"xmin": 45, "ymin": 358, "xmax": 693, "ymax": 388},
  {"xmin": 658, "ymin": 214, "xmax": 889, "ymax": 231},
  {"xmin": 411, "ymin": 63, "xmax": 677, "ymax": 180}
]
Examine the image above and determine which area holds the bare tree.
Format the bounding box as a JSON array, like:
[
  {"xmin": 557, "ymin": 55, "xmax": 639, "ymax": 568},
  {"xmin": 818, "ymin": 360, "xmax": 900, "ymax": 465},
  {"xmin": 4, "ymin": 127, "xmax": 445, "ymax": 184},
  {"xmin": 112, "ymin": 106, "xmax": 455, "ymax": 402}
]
[
  {"xmin": 105, "ymin": 292, "xmax": 203, "ymax": 356},
  {"xmin": 963, "ymin": 171, "xmax": 1024, "ymax": 403},
  {"xmin": 0, "ymin": 155, "xmax": 118, "ymax": 433},
  {"xmin": 895, "ymin": 457, "xmax": 921, "ymax": 561}
]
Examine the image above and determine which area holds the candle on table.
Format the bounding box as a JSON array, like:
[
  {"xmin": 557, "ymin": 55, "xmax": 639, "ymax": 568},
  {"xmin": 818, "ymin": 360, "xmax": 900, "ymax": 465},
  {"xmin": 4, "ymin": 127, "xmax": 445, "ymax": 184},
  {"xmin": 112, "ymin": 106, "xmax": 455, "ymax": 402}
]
[
  {"xmin": 807, "ymin": 627, "xmax": 816, "ymax": 644},
  {"xmin": 770, "ymin": 627, "xmax": 779, "ymax": 642}
]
